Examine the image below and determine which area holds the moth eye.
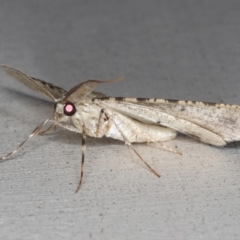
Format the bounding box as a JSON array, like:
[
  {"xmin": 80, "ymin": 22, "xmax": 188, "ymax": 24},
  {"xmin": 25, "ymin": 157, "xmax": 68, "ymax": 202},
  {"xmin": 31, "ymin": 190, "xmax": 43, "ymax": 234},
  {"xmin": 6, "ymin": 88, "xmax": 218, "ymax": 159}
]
[{"xmin": 64, "ymin": 102, "xmax": 76, "ymax": 116}]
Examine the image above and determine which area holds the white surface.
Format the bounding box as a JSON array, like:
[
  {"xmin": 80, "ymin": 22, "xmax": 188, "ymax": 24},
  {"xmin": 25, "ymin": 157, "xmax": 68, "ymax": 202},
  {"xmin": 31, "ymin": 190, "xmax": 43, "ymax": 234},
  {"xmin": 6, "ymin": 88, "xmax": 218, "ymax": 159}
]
[{"xmin": 0, "ymin": 1, "xmax": 240, "ymax": 240}]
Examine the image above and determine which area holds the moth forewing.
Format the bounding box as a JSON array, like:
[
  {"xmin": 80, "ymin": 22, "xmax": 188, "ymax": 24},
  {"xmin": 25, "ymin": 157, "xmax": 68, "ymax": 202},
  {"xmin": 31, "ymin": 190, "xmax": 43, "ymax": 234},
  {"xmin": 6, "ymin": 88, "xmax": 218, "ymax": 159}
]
[{"xmin": 97, "ymin": 98, "xmax": 240, "ymax": 146}]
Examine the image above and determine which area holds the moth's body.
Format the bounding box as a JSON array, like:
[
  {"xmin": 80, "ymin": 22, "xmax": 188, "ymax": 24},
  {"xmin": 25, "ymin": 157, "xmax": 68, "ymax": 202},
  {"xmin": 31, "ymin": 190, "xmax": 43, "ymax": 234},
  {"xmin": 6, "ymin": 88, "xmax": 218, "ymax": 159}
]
[
  {"xmin": 55, "ymin": 99, "xmax": 177, "ymax": 143},
  {"xmin": 1, "ymin": 64, "xmax": 240, "ymax": 192}
]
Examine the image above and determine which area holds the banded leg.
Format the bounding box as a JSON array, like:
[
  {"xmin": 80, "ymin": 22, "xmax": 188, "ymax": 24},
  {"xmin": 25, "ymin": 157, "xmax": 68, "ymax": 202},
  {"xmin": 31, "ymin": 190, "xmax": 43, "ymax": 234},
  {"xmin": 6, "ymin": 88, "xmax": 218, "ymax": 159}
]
[
  {"xmin": 95, "ymin": 109, "xmax": 111, "ymax": 137},
  {"xmin": 0, "ymin": 119, "xmax": 50, "ymax": 162},
  {"xmin": 75, "ymin": 126, "xmax": 86, "ymax": 193},
  {"xmin": 102, "ymin": 110, "xmax": 160, "ymax": 178},
  {"xmin": 49, "ymin": 121, "xmax": 86, "ymax": 192},
  {"xmin": 44, "ymin": 121, "xmax": 84, "ymax": 192},
  {"xmin": 96, "ymin": 109, "xmax": 105, "ymax": 136}
]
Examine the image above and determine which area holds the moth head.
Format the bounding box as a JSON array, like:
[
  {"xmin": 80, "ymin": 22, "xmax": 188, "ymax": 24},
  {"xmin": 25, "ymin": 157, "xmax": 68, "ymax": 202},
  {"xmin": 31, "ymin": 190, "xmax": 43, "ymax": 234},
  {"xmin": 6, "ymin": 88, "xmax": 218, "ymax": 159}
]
[{"xmin": 54, "ymin": 101, "xmax": 77, "ymax": 122}]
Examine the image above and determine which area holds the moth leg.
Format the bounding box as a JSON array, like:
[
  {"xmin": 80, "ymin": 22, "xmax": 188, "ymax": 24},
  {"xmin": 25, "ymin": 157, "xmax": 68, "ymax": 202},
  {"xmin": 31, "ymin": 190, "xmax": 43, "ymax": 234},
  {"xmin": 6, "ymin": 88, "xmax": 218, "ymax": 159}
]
[
  {"xmin": 38, "ymin": 123, "xmax": 56, "ymax": 135},
  {"xmin": 95, "ymin": 109, "xmax": 111, "ymax": 137},
  {"xmin": 96, "ymin": 109, "xmax": 105, "ymax": 136},
  {"xmin": 50, "ymin": 121, "xmax": 81, "ymax": 133},
  {"xmin": 0, "ymin": 119, "xmax": 50, "ymax": 162},
  {"xmin": 49, "ymin": 121, "xmax": 86, "ymax": 192},
  {"xmin": 102, "ymin": 110, "xmax": 160, "ymax": 178},
  {"xmin": 75, "ymin": 126, "xmax": 86, "ymax": 193},
  {"xmin": 48, "ymin": 121, "xmax": 85, "ymax": 192},
  {"xmin": 146, "ymin": 140, "xmax": 182, "ymax": 155}
]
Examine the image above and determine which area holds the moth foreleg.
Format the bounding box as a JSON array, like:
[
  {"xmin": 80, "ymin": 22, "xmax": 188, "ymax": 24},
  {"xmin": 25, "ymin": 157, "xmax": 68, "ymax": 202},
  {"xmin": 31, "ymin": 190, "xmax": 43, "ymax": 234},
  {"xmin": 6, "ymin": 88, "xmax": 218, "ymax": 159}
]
[
  {"xmin": 52, "ymin": 121, "xmax": 81, "ymax": 133},
  {"xmin": 75, "ymin": 126, "xmax": 86, "ymax": 193},
  {"xmin": 38, "ymin": 123, "xmax": 56, "ymax": 135},
  {"xmin": 48, "ymin": 121, "xmax": 86, "ymax": 192},
  {"xmin": 50, "ymin": 121, "xmax": 86, "ymax": 192},
  {"xmin": 0, "ymin": 119, "xmax": 50, "ymax": 162},
  {"xmin": 102, "ymin": 110, "xmax": 160, "ymax": 178}
]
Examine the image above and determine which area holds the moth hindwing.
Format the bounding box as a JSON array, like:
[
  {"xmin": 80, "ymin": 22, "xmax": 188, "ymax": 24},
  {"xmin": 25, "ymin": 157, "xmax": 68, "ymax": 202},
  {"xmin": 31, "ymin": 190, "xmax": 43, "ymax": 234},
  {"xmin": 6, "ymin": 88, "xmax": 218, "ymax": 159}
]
[{"xmin": 1, "ymin": 64, "xmax": 239, "ymax": 192}]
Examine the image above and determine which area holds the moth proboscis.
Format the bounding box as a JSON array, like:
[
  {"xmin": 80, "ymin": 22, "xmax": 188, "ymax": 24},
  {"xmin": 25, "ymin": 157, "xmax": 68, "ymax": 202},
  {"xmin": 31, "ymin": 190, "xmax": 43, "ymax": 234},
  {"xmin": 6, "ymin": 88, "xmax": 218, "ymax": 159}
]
[{"xmin": 1, "ymin": 64, "xmax": 240, "ymax": 192}]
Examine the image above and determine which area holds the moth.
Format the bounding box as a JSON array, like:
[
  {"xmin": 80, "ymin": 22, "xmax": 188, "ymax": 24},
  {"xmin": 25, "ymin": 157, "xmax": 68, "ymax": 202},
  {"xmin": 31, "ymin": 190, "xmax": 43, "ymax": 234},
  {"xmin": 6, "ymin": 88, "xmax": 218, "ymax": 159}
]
[{"xmin": 1, "ymin": 65, "xmax": 240, "ymax": 192}]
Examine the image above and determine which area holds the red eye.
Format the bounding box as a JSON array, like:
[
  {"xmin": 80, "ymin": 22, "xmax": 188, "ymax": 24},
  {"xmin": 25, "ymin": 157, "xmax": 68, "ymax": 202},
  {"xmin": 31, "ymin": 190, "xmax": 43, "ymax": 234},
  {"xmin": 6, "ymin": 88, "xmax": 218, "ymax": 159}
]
[{"xmin": 64, "ymin": 102, "xmax": 76, "ymax": 116}]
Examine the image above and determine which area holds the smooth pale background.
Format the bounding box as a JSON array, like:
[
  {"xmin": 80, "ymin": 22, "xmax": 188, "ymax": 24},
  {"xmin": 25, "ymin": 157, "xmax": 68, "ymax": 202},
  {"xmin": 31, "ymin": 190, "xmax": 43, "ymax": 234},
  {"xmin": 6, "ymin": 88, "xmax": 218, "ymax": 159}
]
[{"xmin": 0, "ymin": 1, "xmax": 240, "ymax": 240}]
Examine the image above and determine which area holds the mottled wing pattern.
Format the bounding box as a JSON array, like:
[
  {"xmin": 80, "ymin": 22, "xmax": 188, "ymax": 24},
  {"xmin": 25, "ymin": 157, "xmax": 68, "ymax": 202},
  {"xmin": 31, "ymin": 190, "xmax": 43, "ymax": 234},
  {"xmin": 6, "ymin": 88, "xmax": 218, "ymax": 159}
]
[
  {"xmin": 0, "ymin": 65, "xmax": 67, "ymax": 102},
  {"xmin": 98, "ymin": 97, "xmax": 240, "ymax": 146}
]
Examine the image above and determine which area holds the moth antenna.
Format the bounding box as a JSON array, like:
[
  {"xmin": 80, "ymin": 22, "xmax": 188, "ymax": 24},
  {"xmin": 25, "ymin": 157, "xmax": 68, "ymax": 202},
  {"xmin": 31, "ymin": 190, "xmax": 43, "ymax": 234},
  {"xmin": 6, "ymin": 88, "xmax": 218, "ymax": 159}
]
[
  {"xmin": 75, "ymin": 126, "xmax": 87, "ymax": 193},
  {"xmin": 97, "ymin": 77, "xmax": 124, "ymax": 83},
  {"xmin": 64, "ymin": 77, "xmax": 124, "ymax": 102},
  {"xmin": 0, "ymin": 119, "xmax": 50, "ymax": 162},
  {"xmin": 0, "ymin": 64, "xmax": 67, "ymax": 102}
]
